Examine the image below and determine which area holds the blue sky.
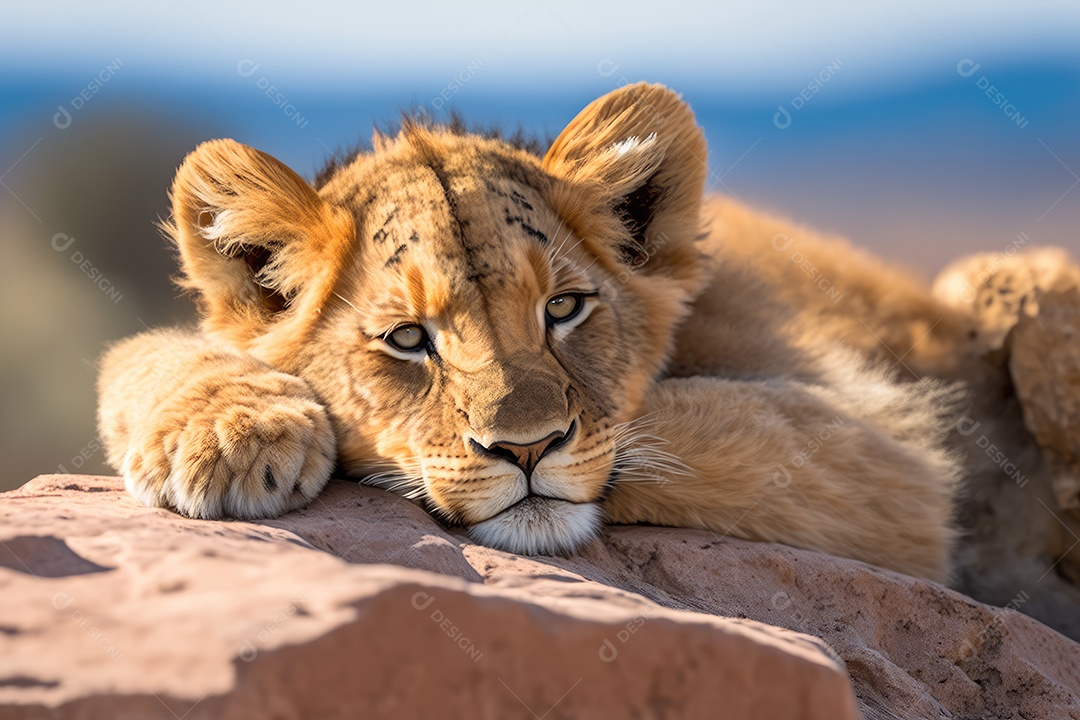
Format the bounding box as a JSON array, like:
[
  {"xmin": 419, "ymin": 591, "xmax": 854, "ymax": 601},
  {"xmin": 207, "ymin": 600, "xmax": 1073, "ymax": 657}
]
[
  {"xmin": 2, "ymin": 0, "xmax": 1078, "ymax": 273},
  {"xmin": 4, "ymin": 0, "xmax": 1079, "ymax": 94}
]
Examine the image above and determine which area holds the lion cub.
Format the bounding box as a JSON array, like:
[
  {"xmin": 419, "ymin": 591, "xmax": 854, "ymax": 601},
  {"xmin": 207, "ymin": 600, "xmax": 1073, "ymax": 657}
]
[{"xmin": 100, "ymin": 83, "xmax": 968, "ymax": 581}]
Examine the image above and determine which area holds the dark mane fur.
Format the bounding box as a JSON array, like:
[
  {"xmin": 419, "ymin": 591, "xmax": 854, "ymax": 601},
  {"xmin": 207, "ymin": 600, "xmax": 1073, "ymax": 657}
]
[{"xmin": 311, "ymin": 110, "xmax": 549, "ymax": 189}]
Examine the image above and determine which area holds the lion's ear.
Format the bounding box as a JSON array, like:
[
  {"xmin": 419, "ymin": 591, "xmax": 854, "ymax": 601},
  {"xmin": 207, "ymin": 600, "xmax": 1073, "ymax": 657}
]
[
  {"xmin": 542, "ymin": 83, "xmax": 706, "ymax": 274},
  {"xmin": 169, "ymin": 139, "xmax": 353, "ymax": 341}
]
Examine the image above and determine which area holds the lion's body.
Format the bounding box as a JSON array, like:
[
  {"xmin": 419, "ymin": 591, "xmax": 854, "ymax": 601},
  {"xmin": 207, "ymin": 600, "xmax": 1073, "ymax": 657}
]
[{"xmin": 98, "ymin": 84, "xmax": 1080, "ymax": 632}]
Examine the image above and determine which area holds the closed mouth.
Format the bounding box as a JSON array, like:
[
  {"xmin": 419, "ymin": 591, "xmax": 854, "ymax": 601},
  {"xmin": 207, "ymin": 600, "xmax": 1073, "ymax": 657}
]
[
  {"xmin": 466, "ymin": 493, "xmax": 602, "ymax": 556},
  {"xmin": 473, "ymin": 492, "xmax": 590, "ymax": 525}
]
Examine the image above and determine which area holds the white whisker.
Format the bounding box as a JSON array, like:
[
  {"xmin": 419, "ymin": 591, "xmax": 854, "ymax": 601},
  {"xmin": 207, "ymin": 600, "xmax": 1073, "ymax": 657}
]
[
  {"xmin": 545, "ymin": 220, "xmax": 570, "ymax": 263},
  {"xmin": 609, "ymin": 415, "xmax": 696, "ymax": 485},
  {"xmin": 332, "ymin": 291, "xmax": 363, "ymax": 315},
  {"xmin": 553, "ymin": 237, "xmax": 586, "ymax": 269},
  {"xmin": 359, "ymin": 456, "xmax": 427, "ymax": 499}
]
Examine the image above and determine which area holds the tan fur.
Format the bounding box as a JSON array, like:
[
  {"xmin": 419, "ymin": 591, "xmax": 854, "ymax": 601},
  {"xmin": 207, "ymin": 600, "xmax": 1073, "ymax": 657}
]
[
  {"xmin": 97, "ymin": 83, "xmax": 1076, "ymax": 588},
  {"xmin": 98, "ymin": 328, "xmax": 333, "ymax": 518}
]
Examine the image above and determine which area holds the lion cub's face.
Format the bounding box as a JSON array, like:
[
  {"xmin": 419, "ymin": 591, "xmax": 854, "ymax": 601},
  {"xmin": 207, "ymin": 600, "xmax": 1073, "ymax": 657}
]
[
  {"xmin": 170, "ymin": 84, "xmax": 706, "ymax": 555},
  {"xmin": 306, "ymin": 141, "xmax": 639, "ymax": 555}
]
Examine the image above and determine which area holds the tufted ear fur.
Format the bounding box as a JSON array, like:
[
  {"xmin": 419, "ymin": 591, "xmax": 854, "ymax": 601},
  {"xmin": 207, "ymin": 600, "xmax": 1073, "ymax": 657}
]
[
  {"xmin": 168, "ymin": 139, "xmax": 354, "ymax": 346},
  {"xmin": 542, "ymin": 83, "xmax": 707, "ymax": 287}
]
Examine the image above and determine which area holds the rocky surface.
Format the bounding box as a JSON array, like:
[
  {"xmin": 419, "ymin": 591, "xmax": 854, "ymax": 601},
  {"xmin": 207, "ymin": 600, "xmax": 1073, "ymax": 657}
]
[
  {"xmin": 2, "ymin": 475, "xmax": 1079, "ymax": 720},
  {"xmin": 1012, "ymin": 286, "xmax": 1080, "ymax": 514}
]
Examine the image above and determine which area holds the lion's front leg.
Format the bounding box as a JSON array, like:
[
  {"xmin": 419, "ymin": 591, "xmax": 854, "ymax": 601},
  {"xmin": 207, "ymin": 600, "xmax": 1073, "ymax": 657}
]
[
  {"xmin": 98, "ymin": 329, "xmax": 336, "ymax": 519},
  {"xmin": 604, "ymin": 376, "xmax": 957, "ymax": 582}
]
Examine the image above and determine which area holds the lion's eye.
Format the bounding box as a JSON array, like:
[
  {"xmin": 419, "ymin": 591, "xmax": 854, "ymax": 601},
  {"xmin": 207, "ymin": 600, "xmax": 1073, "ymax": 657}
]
[
  {"xmin": 545, "ymin": 294, "xmax": 583, "ymax": 324},
  {"xmin": 386, "ymin": 324, "xmax": 427, "ymax": 352}
]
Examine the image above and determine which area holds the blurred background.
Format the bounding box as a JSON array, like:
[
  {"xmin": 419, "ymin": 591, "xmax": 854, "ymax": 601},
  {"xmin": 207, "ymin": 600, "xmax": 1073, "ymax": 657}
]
[{"xmin": 2, "ymin": 0, "xmax": 1078, "ymax": 491}]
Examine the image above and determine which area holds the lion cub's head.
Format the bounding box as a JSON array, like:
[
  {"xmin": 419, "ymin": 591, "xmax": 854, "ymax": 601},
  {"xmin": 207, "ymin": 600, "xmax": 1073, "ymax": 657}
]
[{"xmin": 166, "ymin": 83, "xmax": 706, "ymax": 554}]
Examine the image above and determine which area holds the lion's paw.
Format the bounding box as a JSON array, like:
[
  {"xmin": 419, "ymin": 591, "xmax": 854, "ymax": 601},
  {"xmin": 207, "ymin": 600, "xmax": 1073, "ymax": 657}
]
[{"xmin": 121, "ymin": 369, "xmax": 335, "ymax": 519}]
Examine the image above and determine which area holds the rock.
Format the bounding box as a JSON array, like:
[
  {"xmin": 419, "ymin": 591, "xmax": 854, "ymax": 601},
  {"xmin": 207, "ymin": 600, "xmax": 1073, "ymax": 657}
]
[
  {"xmin": 1011, "ymin": 287, "xmax": 1080, "ymax": 512},
  {"xmin": 3, "ymin": 476, "xmax": 1079, "ymax": 720},
  {"xmin": 932, "ymin": 247, "xmax": 1080, "ymax": 588}
]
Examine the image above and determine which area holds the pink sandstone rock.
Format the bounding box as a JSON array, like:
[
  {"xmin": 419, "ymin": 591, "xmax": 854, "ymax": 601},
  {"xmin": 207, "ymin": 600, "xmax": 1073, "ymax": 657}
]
[{"xmin": 2, "ymin": 475, "xmax": 1079, "ymax": 719}]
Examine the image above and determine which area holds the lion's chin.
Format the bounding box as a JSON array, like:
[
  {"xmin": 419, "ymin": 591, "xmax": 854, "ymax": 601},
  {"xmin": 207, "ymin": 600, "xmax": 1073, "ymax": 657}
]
[{"xmin": 466, "ymin": 496, "xmax": 601, "ymax": 556}]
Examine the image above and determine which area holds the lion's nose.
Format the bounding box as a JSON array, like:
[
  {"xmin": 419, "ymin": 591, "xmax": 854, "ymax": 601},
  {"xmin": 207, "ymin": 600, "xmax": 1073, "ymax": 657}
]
[{"xmin": 472, "ymin": 423, "xmax": 574, "ymax": 479}]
